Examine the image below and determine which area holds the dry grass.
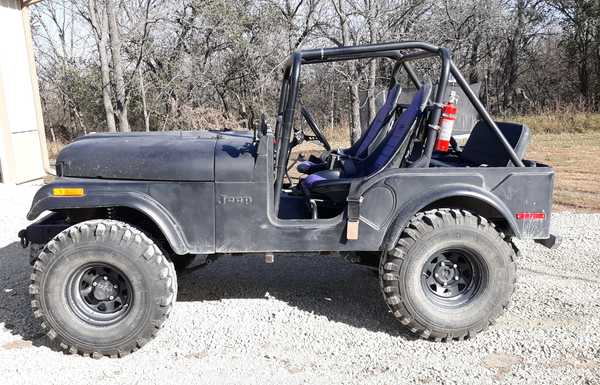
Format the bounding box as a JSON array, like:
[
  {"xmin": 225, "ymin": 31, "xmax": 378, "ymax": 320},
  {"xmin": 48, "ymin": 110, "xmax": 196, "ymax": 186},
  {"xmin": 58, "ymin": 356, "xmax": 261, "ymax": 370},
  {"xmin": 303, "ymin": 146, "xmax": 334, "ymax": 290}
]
[
  {"xmin": 526, "ymin": 132, "xmax": 600, "ymax": 212},
  {"xmin": 506, "ymin": 112, "xmax": 600, "ymax": 134},
  {"xmin": 322, "ymin": 126, "xmax": 351, "ymax": 149}
]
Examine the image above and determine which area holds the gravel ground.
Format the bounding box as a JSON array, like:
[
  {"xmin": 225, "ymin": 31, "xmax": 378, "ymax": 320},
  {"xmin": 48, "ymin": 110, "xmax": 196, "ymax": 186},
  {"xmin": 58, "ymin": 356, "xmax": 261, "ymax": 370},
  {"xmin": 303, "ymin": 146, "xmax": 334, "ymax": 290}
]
[{"xmin": 0, "ymin": 183, "xmax": 599, "ymax": 385}]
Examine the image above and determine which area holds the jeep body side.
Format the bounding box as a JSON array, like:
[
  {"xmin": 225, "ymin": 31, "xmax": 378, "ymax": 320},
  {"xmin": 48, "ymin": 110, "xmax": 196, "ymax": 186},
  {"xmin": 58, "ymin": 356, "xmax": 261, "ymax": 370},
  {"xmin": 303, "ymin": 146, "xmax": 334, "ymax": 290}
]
[{"xmin": 19, "ymin": 41, "xmax": 558, "ymax": 356}]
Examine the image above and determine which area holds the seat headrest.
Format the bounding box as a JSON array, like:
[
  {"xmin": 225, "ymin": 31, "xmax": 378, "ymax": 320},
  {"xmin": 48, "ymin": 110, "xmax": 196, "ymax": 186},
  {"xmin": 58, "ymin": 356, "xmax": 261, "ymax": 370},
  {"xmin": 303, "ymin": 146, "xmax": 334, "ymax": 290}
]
[
  {"xmin": 354, "ymin": 84, "xmax": 402, "ymax": 157},
  {"xmin": 418, "ymin": 81, "xmax": 432, "ymax": 111},
  {"xmin": 366, "ymin": 82, "xmax": 432, "ymax": 174},
  {"xmin": 461, "ymin": 121, "xmax": 530, "ymax": 167}
]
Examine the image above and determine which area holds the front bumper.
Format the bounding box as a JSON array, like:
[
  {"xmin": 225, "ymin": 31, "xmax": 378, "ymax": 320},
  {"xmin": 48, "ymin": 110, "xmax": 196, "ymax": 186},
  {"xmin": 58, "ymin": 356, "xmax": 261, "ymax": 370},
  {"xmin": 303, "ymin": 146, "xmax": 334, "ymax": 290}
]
[{"xmin": 19, "ymin": 213, "xmax": 69, "ymax": 248}]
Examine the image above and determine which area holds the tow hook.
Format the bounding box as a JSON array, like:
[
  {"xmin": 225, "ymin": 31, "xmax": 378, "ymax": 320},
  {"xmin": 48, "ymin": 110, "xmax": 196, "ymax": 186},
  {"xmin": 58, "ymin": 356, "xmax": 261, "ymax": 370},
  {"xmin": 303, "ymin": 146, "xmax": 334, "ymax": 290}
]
[
  {"xmin": 535, "ymin": 234, "xmax": 561, "ymax": 249},
  {"xmin": 18, "ymin": 230, "xmax": 29, "ymax": 248}
]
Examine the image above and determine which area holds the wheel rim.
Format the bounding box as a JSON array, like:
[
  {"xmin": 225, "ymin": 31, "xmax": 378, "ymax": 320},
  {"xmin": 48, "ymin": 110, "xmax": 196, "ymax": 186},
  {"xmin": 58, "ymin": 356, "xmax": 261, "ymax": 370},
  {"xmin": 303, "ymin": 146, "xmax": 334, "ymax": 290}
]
[
  {"xmin": 421, "ymin": 248, "xmax": 485, "ymax": 307},
  {"xmin": 66, "ymin": 263, "xmax": 133, "ymax": 326}
]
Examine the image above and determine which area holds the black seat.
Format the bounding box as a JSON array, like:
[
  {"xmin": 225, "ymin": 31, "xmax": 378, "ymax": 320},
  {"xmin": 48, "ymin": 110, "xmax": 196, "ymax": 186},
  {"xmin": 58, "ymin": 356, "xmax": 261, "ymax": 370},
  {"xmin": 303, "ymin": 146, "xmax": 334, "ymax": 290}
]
[
  {"xmin": 296, "ymin": 84, "xmax": 402, "ymax": 174},
  {"xmin": 431, "ymin": 121, "xmax": 530, "ymax": 167},
  {"xmin": 301, "ymin": 82, "xmax": 432, "ymax": 201}
]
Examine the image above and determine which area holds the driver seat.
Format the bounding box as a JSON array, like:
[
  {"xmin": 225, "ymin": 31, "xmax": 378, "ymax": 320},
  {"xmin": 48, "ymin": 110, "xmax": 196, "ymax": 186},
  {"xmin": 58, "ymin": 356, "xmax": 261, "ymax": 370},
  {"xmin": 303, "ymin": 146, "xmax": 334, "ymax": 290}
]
[
  {"xmin": 296, "ymin": 84, "xmax": 402, "ymax": 174},
  {"xmin": 301, "ymin": 82, "xmax": 432, "ymax": 201}
]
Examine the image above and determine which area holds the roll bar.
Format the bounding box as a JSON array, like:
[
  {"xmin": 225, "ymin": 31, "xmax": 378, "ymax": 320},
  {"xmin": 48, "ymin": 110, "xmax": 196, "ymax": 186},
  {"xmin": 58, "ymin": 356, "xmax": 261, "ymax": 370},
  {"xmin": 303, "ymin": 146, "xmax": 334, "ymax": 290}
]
[{"xmin": 273, "ymin": 41, "xmax": 525, "ymax": 213}]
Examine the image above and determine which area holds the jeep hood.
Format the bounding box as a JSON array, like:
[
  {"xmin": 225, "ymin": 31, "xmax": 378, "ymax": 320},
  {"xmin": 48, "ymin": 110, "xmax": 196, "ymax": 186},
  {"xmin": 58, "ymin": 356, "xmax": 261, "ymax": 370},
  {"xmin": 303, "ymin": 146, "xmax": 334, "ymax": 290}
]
[{"xmin": 56, "ymin": 130, "xmax": 256, "ymax": 182}]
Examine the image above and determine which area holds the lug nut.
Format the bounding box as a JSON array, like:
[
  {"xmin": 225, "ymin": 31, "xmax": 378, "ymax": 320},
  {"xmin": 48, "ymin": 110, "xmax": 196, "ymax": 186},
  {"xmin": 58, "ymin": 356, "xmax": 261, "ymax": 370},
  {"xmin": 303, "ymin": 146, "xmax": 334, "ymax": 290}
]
[
  {"xmin": 113, "ymin": 284, "xmax": 118, "ymax": 289},
  {"xmin": 92, "ymin": 282, "xmax": 97, "ymax": 287},
  {"xmin": 109, "ymin": 296, "xmax": 114, "ymax": 300},
  {"xmin": 103, "ymin": 276, "xmax": 108, "ymax": 280},
  {"xmin": 435, "ymin": 273, "xmax": 439, "ymax": 278},
  {"xmin": 453, "ymin": 264, "xmax": 457, "ymax": 268},
  {"xmin": 454, "ymin": 276, "xmax": 459, "ymax": 280}
]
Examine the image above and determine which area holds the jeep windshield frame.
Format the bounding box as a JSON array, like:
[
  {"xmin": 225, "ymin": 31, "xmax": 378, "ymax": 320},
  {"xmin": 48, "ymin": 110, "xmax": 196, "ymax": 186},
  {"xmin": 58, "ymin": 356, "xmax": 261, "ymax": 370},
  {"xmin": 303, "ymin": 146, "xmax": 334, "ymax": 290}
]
[{"xmin": 273, "ymin": 41, "xmax": 525, "ymax": 212}]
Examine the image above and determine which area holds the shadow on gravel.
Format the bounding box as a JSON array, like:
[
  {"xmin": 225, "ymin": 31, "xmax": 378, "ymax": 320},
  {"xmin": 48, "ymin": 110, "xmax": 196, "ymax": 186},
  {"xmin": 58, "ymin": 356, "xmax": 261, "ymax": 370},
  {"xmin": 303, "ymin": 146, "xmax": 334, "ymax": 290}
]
[
  {"xmin": 0, "ymin": 243, "xmax": 414, "ymax": 352},
  {"xmin": 0, "ymin": 242, "xmax": 47, "ymax": 347},
  {"xmin": 176, "ymin": 254, "xmax": 416, "ymax": 339}
]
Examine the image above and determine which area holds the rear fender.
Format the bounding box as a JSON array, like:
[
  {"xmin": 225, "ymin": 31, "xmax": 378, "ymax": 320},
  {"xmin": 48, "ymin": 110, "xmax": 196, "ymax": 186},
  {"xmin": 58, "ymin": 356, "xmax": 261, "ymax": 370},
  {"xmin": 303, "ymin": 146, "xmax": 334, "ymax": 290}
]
[
  {"xmin": 27, "ymin": 181, "xmax": 189, "ymax": 254},
  {"xmin": 381, "ymin": 184, "xmax": 519, "ymax": 251}
]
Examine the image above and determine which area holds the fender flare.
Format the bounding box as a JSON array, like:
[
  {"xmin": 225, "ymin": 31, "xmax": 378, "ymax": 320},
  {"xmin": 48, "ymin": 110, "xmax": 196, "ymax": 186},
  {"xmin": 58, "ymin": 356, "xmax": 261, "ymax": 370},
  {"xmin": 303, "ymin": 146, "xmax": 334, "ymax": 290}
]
[
  {"xmin": 381, "ymin": 183, "xmax": 519, "ymax": 251},
  {"xmin": 27, "ymin": 183, "xmax": 189, "ymax": 255}
]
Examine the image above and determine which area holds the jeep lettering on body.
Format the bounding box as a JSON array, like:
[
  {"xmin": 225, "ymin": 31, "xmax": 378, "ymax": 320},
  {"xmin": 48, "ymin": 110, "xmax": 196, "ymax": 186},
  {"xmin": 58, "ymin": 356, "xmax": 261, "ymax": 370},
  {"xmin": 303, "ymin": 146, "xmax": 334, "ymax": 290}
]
[{"xmin": 217, "ymin": 194, "xmax": 253, "ymax": 205}]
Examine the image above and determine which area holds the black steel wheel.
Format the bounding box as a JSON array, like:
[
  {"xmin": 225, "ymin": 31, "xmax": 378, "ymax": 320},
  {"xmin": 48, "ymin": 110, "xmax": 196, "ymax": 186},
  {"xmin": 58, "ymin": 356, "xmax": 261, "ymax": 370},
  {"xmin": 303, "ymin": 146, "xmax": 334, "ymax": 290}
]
[
  {"xmin": 421, "ymin": 248, "xmax": 486, "ymax": 307},
  {"xmin": 380, "ymin": 209, "xmax": 517, "ymax": 341},
  {"xmin": 66, "ymin": 263, "xmax": 133, "ymax": 326},
  {"xmin": 30, "ymin": 219, "xmax": 177, "ymax": 357}
]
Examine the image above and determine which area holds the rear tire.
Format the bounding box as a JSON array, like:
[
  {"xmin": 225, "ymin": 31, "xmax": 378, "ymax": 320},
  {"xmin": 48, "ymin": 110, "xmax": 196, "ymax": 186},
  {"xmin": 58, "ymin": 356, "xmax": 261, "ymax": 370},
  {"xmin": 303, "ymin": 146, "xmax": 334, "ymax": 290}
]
[
  {"xmin": 380, "ymin": 209, "xmax": 516, "ymax": 341},
  {"xmin": 30, "ymin": 219, "xmax": 177, "ymax": 357}
]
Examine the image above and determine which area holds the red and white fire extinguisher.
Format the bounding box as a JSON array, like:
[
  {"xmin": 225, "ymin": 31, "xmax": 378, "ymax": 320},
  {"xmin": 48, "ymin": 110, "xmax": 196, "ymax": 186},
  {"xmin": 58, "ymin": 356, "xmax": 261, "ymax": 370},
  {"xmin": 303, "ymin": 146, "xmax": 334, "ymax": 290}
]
[{"xmin": 435, "ymin": 91, "xmax": 459, "ymax": 152}]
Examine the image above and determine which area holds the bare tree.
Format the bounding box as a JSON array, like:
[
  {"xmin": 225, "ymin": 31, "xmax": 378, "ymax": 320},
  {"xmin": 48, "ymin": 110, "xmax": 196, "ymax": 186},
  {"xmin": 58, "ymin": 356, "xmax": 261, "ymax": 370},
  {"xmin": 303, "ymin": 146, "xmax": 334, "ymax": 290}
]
[
  {"xmin": 85, "ymin": 0, "xmax": 117, "ymax": 132},
  {"xmin": 105, "ymin": 0, "xmax": 130, "ymax": 132},
  {"xmin": 30, "ymin": 0, "xmax": 600, "ymax": 142},
  {"xmin": 330, "ymin": 0, "xmax": 362, "ymax": 143},
  {"xmin": 548, "ymin": 0, "xmax": 600, "ymax": 106}
]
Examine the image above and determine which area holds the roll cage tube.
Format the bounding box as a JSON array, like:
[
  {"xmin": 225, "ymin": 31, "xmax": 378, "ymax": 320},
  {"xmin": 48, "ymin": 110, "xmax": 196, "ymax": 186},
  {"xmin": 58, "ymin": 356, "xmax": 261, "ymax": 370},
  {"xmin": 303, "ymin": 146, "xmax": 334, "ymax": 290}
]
[
  {"xmin": 409, "ymin": 47, "xmax": 451, "ymax": 168},
  {"xmin": 274, "ymin": 52, "xmax": 302, "ymax": 214},
  {"xmin": 272, "ymin": 41, "xmax": 525, "ymax": 212}
]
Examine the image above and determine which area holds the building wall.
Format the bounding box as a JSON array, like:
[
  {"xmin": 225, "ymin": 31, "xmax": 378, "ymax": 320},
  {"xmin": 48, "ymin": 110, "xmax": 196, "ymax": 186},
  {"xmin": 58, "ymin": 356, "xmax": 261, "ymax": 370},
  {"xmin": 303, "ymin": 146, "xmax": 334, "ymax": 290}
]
[{"xmin": 0, "ymin": 0, "xmax": 47, "ymax": 184}]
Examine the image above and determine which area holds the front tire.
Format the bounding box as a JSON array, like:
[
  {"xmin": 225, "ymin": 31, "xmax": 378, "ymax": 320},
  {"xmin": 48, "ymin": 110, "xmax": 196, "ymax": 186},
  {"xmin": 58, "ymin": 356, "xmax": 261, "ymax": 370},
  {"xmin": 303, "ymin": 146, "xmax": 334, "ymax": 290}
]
[
  {"xmin": 30, "ymin": 219, "xmax": 177, "ymax": 357},
  {"xmin": 380, "ymin": 209, "xmax": 516, "ymax": 341}
]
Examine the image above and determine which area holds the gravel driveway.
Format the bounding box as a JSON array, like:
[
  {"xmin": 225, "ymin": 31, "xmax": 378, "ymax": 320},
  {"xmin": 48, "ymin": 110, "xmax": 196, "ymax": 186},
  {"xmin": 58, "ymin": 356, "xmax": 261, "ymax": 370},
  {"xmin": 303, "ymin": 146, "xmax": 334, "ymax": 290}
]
[{"xmin": 0, "ymin": 184, "xmax": 598, "ymax": 385}]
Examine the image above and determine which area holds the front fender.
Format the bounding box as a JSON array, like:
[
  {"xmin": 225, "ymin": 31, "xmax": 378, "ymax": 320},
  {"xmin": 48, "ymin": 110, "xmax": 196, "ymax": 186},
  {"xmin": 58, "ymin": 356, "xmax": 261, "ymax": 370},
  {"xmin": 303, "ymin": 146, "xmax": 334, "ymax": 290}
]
[{"xmin": 27, "ymin": 179, "xmax": 189, "ymax": 254}]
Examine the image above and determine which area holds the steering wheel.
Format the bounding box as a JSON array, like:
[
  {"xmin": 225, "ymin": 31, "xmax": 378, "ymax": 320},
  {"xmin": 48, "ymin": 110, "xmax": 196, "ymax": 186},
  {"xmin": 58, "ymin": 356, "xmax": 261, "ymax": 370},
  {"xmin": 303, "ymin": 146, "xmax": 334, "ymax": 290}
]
[{"xmin": 301, "ymin": 107, "xmax": 331, "ymax": 151}]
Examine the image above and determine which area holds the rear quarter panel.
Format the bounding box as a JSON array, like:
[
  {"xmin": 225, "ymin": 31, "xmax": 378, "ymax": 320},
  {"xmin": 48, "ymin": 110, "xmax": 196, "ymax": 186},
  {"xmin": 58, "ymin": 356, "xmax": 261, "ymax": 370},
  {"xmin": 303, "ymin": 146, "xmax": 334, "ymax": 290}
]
[{"xmin": 355, "ymin": 166, "xmax": 554, "ymax": 250}]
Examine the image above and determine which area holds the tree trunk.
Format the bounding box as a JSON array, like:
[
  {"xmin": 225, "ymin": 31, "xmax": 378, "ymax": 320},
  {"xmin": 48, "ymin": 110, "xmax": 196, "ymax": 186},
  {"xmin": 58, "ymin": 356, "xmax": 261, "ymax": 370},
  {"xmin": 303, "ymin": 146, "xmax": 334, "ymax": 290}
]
[
  {"xmin": 502, "ymin": 0, "xmax": 526, "ymax": 111},
  {"xmin": 577, "ymin": 43, "xmax": 589, "ymax": 100},
  {"xmin": 138, "ymin": 67, "xmax": 150, "ymax": 132},
  {"xmin": 469, "ymin": 33, "xmax": 481, "ymax": 84},
  {"xmin": 575, "ymin": 2, "xmax": 592, "ymax": 104},
  {"xmin": 349, "ymin": 82, "xmax": 361, "ymax": 142},
  {"xmin": 333, "ymin": 0, "xmax": 361, "ymax": 143},
  {"xmin": 367, "ymin": 61, "xmax": 377, "ymax": 124},
  {"xmin": 367, "ymin": 15, "xmax": 377, "ymax": 124},
  {"xmin": 330, "ymin": 81, "xmax": 335, "ymax": 131},
  {"xmin": 106, "ymin": 0, "xmax": 130, "ymax": 132},
  {"xmin": 595, "ymin": 6, "xmax": 600, "ymax": 108},
  {"xmin": 596, "ymin": 2, "xmax": 600, "ymax": 107},
  {"xmin": 88, "ymin": 0, "xmax": 116, "ymax": 132}
]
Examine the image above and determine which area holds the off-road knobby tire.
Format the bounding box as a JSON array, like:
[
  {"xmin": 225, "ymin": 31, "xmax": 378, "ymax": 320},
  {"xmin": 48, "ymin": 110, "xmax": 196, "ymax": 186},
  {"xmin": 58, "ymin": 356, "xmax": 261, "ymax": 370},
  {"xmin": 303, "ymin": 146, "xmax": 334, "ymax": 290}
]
[
  {"xmin": 29, "ymin": 219, "xmax": 177, "ymax": 358},
  {"xmin": 379, "ymin": 209, "xmax": 517, "ymax": 341}
]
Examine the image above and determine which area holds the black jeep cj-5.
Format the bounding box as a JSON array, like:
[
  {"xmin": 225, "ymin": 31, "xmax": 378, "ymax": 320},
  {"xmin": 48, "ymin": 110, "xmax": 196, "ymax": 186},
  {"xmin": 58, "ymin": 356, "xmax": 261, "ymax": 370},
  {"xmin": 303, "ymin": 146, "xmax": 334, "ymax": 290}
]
[{"xmin": 20, "ymin": 42, "xmax": 559, "ymax": 357}]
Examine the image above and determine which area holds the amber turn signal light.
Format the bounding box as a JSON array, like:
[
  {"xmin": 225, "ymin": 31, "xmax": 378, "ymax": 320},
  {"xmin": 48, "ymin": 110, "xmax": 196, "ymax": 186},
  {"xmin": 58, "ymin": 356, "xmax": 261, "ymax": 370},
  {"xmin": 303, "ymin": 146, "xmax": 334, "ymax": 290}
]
[{"xmin": 52, "ymin": 187, "xmax": 86, "ymax": 197}]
